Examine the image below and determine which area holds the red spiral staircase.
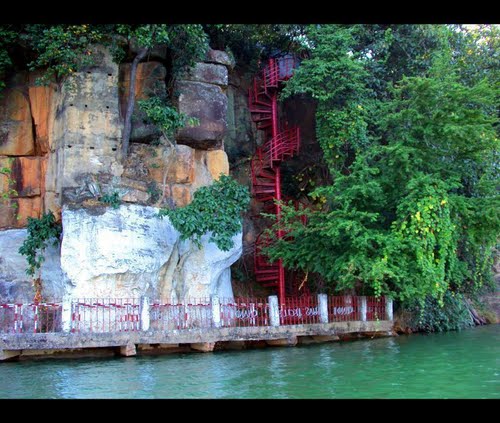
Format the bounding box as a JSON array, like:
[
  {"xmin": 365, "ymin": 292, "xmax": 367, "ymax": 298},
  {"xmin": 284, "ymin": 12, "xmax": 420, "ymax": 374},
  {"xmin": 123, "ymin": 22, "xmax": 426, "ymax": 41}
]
[{"xmin": 248, "ymin": 56, "xmax": 307, "ymax": 303}]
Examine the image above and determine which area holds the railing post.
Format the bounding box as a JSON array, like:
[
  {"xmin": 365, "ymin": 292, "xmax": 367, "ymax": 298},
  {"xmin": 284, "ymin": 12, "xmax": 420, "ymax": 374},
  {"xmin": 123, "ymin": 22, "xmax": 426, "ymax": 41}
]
[
  {"xmin": 140, "ymin": 296, "xmax": 150, "ymax": 331},
  {"xmin": 385, "ymin": 297, "xmax": 393, "ymax": 321},
  {"xmin": 268, "ymin": 295, "xmax": 280, "ymax": 327},
  {"xmin": 211, "ymin": 295, "xmax": 221, "ymax": 328},
  {"xmin": 359, "ymin": 296, "xmax": 367, "ymax": 322},
  {"xmin": 318, "ymin": 294, "xmax": 329, "ymax": 324},
  {"xmin": 61, "ymin": 295, "xmax": 72, "ymax": 333}
]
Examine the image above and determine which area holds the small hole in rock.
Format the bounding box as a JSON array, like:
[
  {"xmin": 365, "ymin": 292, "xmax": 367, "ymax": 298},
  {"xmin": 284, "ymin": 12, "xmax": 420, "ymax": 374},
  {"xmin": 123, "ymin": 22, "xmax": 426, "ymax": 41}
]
[
  {"xmin": 84, "ymin": 105, "xmax": 88, "ymax": 108},
  {"xmin": 89, "ymin": 146, "xmax": 95, "ymax": 150},
  {"xmin": 67, "ymin": 145, "xmax": 72, "ymax": 148},
  {"xmin": 112, "ymin": 148, "xmax": 117, "ymax": 151}
]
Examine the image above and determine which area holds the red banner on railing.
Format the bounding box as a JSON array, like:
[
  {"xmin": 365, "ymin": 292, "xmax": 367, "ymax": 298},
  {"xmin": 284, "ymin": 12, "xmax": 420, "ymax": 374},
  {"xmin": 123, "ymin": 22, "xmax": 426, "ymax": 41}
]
[
  {"xmin": 280, "ymin": 295, "xmax": 320, "ymax": 325},
  {"xmin": 219, "ymin": 297, "xmax": 270, "ymax": 328},
  {"xmin": 328, "ymin": 296, "xmax": 360, "ymax": 322}
]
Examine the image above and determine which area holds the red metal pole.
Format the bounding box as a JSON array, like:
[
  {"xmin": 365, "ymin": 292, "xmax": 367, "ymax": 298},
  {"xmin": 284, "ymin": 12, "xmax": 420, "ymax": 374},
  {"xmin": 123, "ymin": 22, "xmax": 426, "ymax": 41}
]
[
  {"xmin": 275, "ymin": 167, "xmax": 286, "ymax": 304},
  {"xmin": 270, "ymin": 87, "xmax": 285, "ymax": 305}
]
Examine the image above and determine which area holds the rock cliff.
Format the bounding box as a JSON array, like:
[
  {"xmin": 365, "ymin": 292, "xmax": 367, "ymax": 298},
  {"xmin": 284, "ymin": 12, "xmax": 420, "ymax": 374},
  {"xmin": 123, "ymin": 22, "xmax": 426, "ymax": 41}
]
[{"xmin": 0, "ymin": 46, "xmax": 240, "ymax": 302}]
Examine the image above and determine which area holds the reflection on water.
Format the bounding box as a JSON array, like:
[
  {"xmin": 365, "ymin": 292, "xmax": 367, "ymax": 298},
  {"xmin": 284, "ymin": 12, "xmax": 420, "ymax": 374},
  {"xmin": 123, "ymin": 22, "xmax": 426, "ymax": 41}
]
[{"xmin": 0, "ymin": 325, "xmax": 498, "ymax": 399}]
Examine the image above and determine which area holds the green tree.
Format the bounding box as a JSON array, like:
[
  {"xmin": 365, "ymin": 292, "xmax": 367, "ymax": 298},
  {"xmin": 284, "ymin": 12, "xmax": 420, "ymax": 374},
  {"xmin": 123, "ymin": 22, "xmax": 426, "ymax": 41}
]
[
  {"xmin": 264, "ymin": 24, "xmax": 500, "ymax": 308},
  {"xmin": 282, "ymin": 25, "xmax": 372, "ymax": 173},
  {"xmin": 204, "ymin": 24, "xmax": 305, "ymax": 71},
  {"xmin": 21, "ymin": 24, "xmax": 105, "ymax": 85}
]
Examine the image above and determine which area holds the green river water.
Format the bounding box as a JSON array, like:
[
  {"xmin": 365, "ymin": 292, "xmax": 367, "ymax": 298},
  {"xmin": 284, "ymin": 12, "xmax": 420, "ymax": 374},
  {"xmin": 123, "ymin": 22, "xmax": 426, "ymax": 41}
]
[{"xmin": 0, "ymin": 325, "xmax": 498, "ymax": 399}]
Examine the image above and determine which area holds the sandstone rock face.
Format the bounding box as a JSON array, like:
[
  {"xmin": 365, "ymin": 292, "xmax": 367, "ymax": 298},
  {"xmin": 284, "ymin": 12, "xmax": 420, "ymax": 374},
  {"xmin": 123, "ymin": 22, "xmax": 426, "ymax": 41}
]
[
  {"xmin": 168, "ymin": 144, "xmax": 195, "ymax": 184},
  {"xmin": 0, "ymin": 87, "xmax": 35, "ymax": 156},
  {"xmin": 16, "ymin": 197, "xmax": 42, "ymax": 227},
  {"xmin": 183, "ymin": 63, "xmax": 228, "ymax": 87},
  {"xmin": 0, "ymin": 76, "xmax": 57, "ymax": 226},
  {"xmin": 206, "ymin": 150, "xmax": 229, "ymax": 181},
  {"xmin": 224, "ymin": 71, "xmax": 261, "ymax": 162},
  {"xmin": 176, "ymin": 81, "xmax": 227, "ymax": 149},
  {"xmin": 191, "ymin": 150, "xmax": 216, "ymax": 193},
  {"xmin": 0, "ymin": 229, "xmax": 63, "ymax": 302},
  {"xmin": 48, "ymin": 46, "xmax": 123, "ymax": 200},
  {"xmin": 44, "ymin": 191, "xmax": 61, "ymax": 219},
  {"xmin": 0, "ymin": 156, "xmax": 43, "ymax": 229},
  {"xmin": 121, "ymin": 143, "xmax": 225, "ymax": 208},
  {"xmin": 120, "ymin": 61, "xmax": 167, "ymax": 106},
  {"xmin": 169, "ymin": 184, "xmax": 191, "ymax": 208},
  {"xmin": 28, "ymin": 84, "xmax": 56, "ymax": 154},
  {"xmin": 0, "ymin": 202, "xmax": 17, "ymax": 229},
  {"xmin": 205, "ymin": 49, "xmax": 235, "ymax": 69},
  {"xmin": 12, "ymin": 157, "xmax": 41, "ymax": 197},
  {"xmin": 60, "ymin": 204, "xmax": 241, "ymax": 301}
]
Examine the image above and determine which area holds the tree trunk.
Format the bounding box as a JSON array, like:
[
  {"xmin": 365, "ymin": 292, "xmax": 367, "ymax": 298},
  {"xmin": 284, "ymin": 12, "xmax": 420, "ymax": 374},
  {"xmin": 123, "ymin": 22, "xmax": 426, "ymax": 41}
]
[{"xmin": 122, "ymin": 47, "xmax": 148, "ymax": 157}]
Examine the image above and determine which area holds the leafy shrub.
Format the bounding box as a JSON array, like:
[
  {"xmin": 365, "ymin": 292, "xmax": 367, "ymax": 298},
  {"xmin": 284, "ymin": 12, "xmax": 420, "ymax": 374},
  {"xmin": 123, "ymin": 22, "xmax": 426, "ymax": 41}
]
[
  {"xmin": 18, "ymin": 212, "xmax": 62, "ymax": 277},
  {"xmin": 159, "ymin": 174, "xmax": 250, "ymax": 251},
  {"xmin": 100, "ymin": 191, "xmax": 121, "ymax": 209},
  {"xmin": 138, "ymin": 96, "xmax": 199, "ymax": 141},
  {"xmin": 407, "ymin": 291, "xmax": 475, "ymax": 332}
]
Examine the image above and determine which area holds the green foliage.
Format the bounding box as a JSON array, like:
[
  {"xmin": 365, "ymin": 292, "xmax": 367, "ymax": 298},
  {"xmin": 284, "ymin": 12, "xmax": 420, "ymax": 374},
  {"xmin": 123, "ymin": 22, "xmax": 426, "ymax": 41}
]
[
  {"xmin": 264, "ymin": 25, "xmax": 500, "ymax": 308},
  {"xmin": 1, "ymin": 163, "xmax": 18, "ymax": 200},
  {"xmin": 138, "ymin": 96, "xmax": 199, "ymax": 140},
  {"xmin": 349, "ymin": 24, "xmax": 444, "ymax": 97},
  {"xmin": 116, "ymin": 24, "xmax": 171, "ymax": 49},
  {"xmin": 116, "ymin": 24, "xmax": 208, "ymax": 74},
  {"xmin": 22, "ymin": 24, "xmax": 105, "ymax": 84},
  {"xmin": 166, "ymin": 25, "xmax": 209, "ymax": 74},
  {"xmin": 447, "ymin": 25, "xmax": 500, "ymax": 88},
  {"xmin": 0, "ymin": 25, "xmax": 18, "ymax": 92},
  {"xmin": 282, "ymin": 25, "xmax": 372, "ymax": 172},
  {"xmin": 18, "ymin": 212, "xmax": 62, "ymax": 277},
  {"xmin": 204, "ymin": 24, "xmax": 305, "ymax": 71},
  {"xmin": 159, "ymin": 175, "xmax": 250, "ymax": 251},
  {"xmin": 0, "ymin": 24, "xmax": 209, "ymax": 90},
  {"xmin": 406, "ymin": 291, "xmax": 475, "ymax": 332},
  {"xmin": 100, "ymin": 191, "xmax": 121, "ymax": 209}
]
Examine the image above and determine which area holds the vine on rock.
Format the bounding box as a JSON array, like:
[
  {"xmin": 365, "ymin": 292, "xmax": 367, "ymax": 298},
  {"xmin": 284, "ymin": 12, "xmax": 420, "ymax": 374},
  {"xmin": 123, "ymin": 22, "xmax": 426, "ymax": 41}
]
[
  {"xmin": 159, "ymin": 174, "xmax": 250, "ymax": 251},
  {"xmin": 18, "ymin": 212, "xmax": 62, "ymax": 300}
]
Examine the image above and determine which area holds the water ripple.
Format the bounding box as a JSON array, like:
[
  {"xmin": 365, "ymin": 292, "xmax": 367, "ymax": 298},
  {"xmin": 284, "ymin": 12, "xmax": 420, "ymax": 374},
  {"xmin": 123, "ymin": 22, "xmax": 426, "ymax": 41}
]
[{"xmin": 0, "ymin": 325, "xmax": 498, "ymax": 399}]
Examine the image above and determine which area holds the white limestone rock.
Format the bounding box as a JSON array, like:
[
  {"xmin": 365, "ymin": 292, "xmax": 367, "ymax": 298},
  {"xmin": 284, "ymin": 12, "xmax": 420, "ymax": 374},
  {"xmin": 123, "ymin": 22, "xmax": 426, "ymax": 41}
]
[
  {"xmin": 1, "ymin": 203, "xmax": 242, "ymax": 302},
  {"xmin": 60, "ymin": 204, "xmax": 179, "ymax": 298},
  {"xmin": 175, "ymin": 231, "xmax": 242, "ymax": 300},
  {"xmin": 60, "ymin": 204, "xmax": 241, "ymax": 301}
]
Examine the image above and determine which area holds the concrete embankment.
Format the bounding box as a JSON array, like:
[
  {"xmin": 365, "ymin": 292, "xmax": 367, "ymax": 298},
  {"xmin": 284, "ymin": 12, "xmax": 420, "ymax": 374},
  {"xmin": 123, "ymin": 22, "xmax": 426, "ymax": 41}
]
[{"xmin": 1, "ymin": 320, "xmax": 394, "ymax": 361}]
